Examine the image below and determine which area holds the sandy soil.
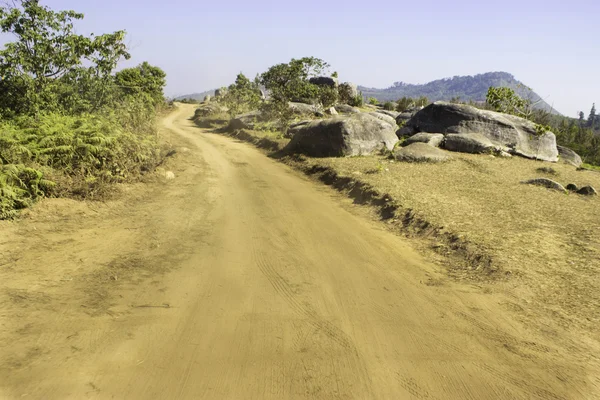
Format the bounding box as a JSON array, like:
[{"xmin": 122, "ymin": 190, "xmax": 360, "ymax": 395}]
[{"xmin": 0, "ymin": 104, "xmax": 598, "ymax": 399}]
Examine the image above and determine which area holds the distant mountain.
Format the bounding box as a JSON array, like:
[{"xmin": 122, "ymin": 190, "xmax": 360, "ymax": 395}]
[
  {"xmin": 359, "ymin": 72, "xmax": 561, "ymax": 115},
  {"xmin": 174, "ymin": 90, "xmax": 215, "ymax": 101}
]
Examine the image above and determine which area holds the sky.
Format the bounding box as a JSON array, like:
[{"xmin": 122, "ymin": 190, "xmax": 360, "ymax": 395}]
[{"xmin": 3, "ymin": 0, "xmax": 599, "ymax": 116}]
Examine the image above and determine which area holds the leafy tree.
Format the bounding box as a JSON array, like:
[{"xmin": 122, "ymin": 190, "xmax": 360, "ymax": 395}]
[
  {"xmin": 486, "ymin": 86, "xmax": 542, "ymax": 119},
  {"xmin": 259, "ymin": 57, "xmax": 330, "ymax": 129},
  {"xmin": 368, "ymin": 97, "xmax": 379, "ymax": 105},
  {"xmin": 0, "ymin": 0, "xmax": 130, "ymax": 115},
  {"xmin": 115, "ymin": 62, "xmax": 167, "ymax": 107},
  {"xmin": 222, "ymin": 72, "xmax": 262, "ymax": 117}
]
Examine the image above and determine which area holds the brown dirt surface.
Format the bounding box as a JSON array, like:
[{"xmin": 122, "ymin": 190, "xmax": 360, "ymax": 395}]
[{"xmin": 1, "ymin": 104, "xmax": 599, "ymax": 399}]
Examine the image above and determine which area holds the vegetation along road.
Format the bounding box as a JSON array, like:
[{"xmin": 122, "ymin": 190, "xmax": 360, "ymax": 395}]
[{"xmin": 0, "ymin": 104, "xmax": 597, "ymax": 399}]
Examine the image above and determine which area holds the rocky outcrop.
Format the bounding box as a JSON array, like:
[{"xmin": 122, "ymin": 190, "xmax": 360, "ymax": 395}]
[
  {"xmin": 522, "ymin": 178, "xmax": 567, "ymax": 193},
  {"xmin": 285, "ymin": 113, "xmax": 398, "ymax": 157},
  {"xmin": 401, "ymin": 102, "xmax": 559, "ymax": 162},
  {"xmin": 214, "ymin": 88, "xmax": 226, "ymax": 98},
  {"xmin": 376, "ymin": 110, "xmax": 400, "ymax": 119},
  {"xmin": 367, "ymin": 112, "xmax": 397, "ymax": 128},
  {"xmin": 326, "ymin": 107, "xmax": 338, "ymax": 116},
  {"xmin": 396, "ymin": 111, "xmax": 418, "ymax": 126},
  {"xmin": 227, "ymin": 111, "xmax": 263, "ymax": 131},
  {"xmin": 443, "ymin": 133, "xmax": 499, "ymax": 154},
  {"xmin": 194, "ymin": 103, "xmax": 227, "ymax": 118},
  {"xmin": 335, "ymin": 104, "xmax": 361, "ymax": 114},
  {"xmin": 394, "ymin": 143, "xmax": 452, "ymax": 163},
  {"xmin": 403, "ymin": 132, "xmax": 444, "ymax": 148},
  {"xmin": 309, "ymin": 76, "xmax": 338, "ymax": 87},
  {"xmin": 557, "ymin": 145, "xmax": 583, "ymax": 167},
  {"xmin": 289, "ymin": 102, "xmax": 323, "ymax": 116}
]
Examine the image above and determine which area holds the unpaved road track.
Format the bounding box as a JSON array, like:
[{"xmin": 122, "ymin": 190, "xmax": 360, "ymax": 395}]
[{"xmin": 1, "ymin": 104, "xmax": 598, "ymax": 399}]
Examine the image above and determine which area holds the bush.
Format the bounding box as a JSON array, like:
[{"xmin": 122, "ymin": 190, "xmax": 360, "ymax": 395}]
[
  {"xmin": 368, "ymin": 97, "xmax": 379, "ymax": 106},
  {"xmin": 383, "ymin": 101, "xmax": 396, "ymax": 111}
]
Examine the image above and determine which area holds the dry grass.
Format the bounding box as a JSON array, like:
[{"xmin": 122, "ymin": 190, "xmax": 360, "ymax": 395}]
[
  {"xmin": 199, "ymin": 116, "xmax": 600, "ymax": 343},
  {"xmin": 311, "ymin": 153, "xmax": 600, "ymax": 336}
]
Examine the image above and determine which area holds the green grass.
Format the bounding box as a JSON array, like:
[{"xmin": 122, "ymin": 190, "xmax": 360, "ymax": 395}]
[
  {"xmin": 581, "ymin": 163, "xmax": 600, "ymax": 171},
  {"xmin": 0, "ymin": 112, "xmax": 160, "ymax": 219}
]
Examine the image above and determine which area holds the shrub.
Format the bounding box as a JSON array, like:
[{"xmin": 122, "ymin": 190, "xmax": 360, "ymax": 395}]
[
  {"xmin": 383, "ymin": 101, "xmax": 396, "ymax": 111},
  {"xmin": 368, "ymin": 97, "xmax": 379, "ymax": 105}
]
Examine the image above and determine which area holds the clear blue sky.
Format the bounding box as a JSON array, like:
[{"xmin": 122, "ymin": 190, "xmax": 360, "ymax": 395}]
[{"xmin": 6, "ymin": 0, "xmax": 600, "ymax": 116}]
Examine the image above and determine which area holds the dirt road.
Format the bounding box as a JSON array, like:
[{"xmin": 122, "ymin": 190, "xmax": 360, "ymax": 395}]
[{"xmin": 1, "ymin": 104, "xmax": 597, "ymax": 399}]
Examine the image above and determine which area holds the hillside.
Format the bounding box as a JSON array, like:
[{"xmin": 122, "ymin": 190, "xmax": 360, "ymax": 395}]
[
  {"xmin": 174, "ymin": 89, "xmax": 215, "ymax": 101},
  {"xmin": 359, "ymin": 72, "xmax": 561, "ymax": 115}
]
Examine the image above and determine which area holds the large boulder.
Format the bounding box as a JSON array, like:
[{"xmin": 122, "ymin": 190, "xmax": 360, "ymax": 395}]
[
  {"xmin": 403, "ymin": 132, "xmax": 445, "ymax": 148},
  {"xmin": 401, "ymin": 102, "xmax": 559, "ymax": 162},
  {"xmin": 194, "ymin": 103, "xmax": 227, "ymax": 118},
  {"xmin": 376, "ymin": 110, "xmax": 400, "ymax": 119},
  {"xmin": 443, "ymin": 133, "xmax": 500, "ymax": 154},
  {"xmin": 522, "ymin": 178, "xmax": 567, "ymax": 193},
  {"xmin": 367, "ymin": 112, "xmax": 397, "ymax": 128},
  {"xmin": 309, "ymin": 76, "xmax": 338, "ymax": 87},
  {"xmin": 557, "ymin": 145, "xmax": 583, "ymax": 167},
  {"xmin": 396, "ymin": 112, "xmax": 417, "ymax": 126},
  {"xmin": 288, "ymin": 102, "xmax": 323, "ymax": 116},
  {"xmin": 285, "ymin": 113, "xmax": 399, "ymax": 157},
  {"xmin": 394, "ymin": 143, "xmax": 452, "ymax": 163},
  {"xmin": 214, "ymin": 88, "xmax": 226, "ymax": 98},
  {"xmin": 335, "ymin": 104, "xmax": 361, "ymax": 114},
  {"xmin": 228, "ymin": 111, "xmax": 263, "ymax": 131}
]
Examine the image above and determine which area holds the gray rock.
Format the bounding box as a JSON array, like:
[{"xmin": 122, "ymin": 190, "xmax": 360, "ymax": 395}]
[
  {"xmin": 335, "ymin": 104, "xmax": 361, "ymax": 114},
  {"xmin": 288, "ymin": 102, "xmax": 323, "ymax": 116},
  {"xmin": 228, "ymin": 110, "xmax": 263, "ymax": 131},
  {"xmin": 402, "ymin": 102, "xmax": 559, "ymax": 162},
  {"xmin": 404, "ymin": 132, "xmax": 445, "ymax": 148},
  {"xmin": 557, "ymin": 145, "xmax": 583, "ymax": 167},
  {"xmin": 394, "ymin": 143, "xmax": 452, "ymax": 163},
  {"xmin": 376, "ymin": 110, "xmax": 400, "ymax": 119},
  {"xmin": 577, "ymin": 186, "xmax": 597, "ymax": 196},
  {"xmin": 367, "ymin": 112, "xmax": 397, "ymax": 128},
  {"xmin": 309, "ymin": 76, "xmax": 338, "ymax": 87},
  {"xmin": 194, "ymin": 103, "xmax": 226, "ymax": 118},
  {"xmin": 522, "ymin": 178, "xmax": 567, "ymax": 193},
  {"xmin": 396, "ymin": 112, "xmax": 416, "ymax": 125},
  {"xmin": 285, "ymin": 113, "xmax": 399, "ymax": 157},
  {"xmin": 286, "ymin": 120, "xmax": 313, "ymax": 138},
  {"xmin": 214, "ymin": 88, "xmax": 226, "ymax": 98},
  {"xmin": 203, "ymin": 95, "xmax": 211, "ymax": 103},
  {"xmin": 444, "ymin": 133, "xmax": 500, "ymax": 154},
  {"xmin": 566, "ymin": 183, "xmax": 579, "ymax": 192},
  {"xmin": 326, "ymin": 107, "xmax": 338, "ymax": 116}
]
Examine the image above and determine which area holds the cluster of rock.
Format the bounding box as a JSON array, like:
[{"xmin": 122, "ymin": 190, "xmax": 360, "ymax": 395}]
[
  {"xmin": 397, "ymin": 102, "xmax": 560, "ymax": 162},
  {"xmin": 522, "ymin": 178, "xmax": 596, "ymax": 196}
]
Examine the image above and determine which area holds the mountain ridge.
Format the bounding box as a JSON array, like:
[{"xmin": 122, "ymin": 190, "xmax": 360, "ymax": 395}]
[{"xmin": 359, "ymin": 71, "xmax": 560, "ymax": 114}]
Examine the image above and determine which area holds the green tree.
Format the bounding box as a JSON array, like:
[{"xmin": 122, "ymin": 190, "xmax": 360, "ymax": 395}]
[
  {"xmin": 0, "ymin": 0, "xmax": 130, "ymax": 115},
  {"xmin": 587, "ymin": 103, "xmax": 596, "ymax": 128},
  {"xmin": 368, "ymin": 97, "xmax": 379, "ymax": 105},
  {"xmin": 259, "ymin": 57, "xmax": 330, "ymax": 129},
  {"xmin": 222, "ymin": 72, "xmax": 262, "ymax": 117},
  {"xmin": 115, "ymin": 62, "xmax": 167, "ymax": 107},
  {"xmin": 486, "ymin": 86, "xmax": 540, "ymax": 119}
]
